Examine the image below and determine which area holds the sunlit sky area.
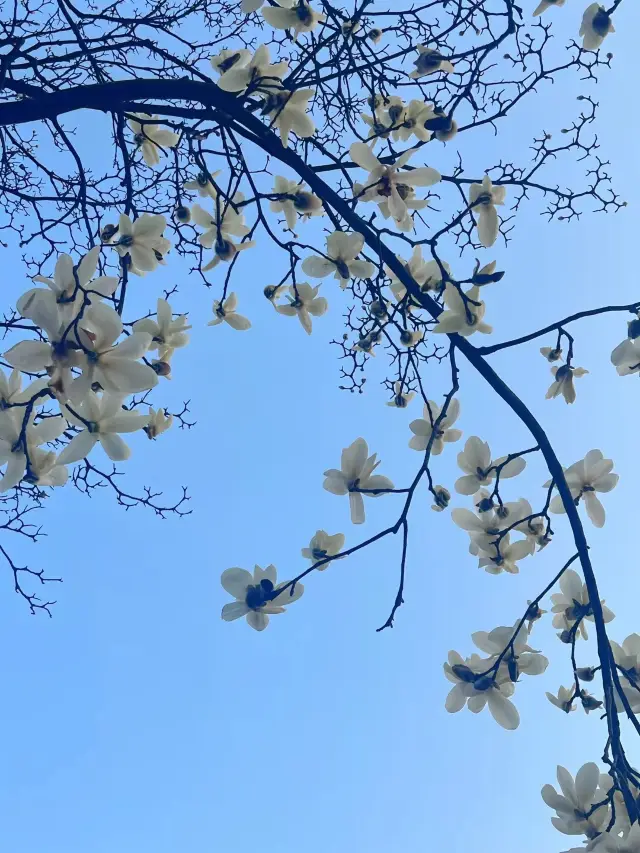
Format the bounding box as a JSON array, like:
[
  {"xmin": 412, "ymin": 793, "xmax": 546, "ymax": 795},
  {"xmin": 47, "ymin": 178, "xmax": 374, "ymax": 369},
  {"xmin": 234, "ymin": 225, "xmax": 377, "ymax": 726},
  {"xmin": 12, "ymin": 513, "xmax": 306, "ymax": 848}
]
[{"xmin": 0, "ymin": 3, "xmax": 638, "ymax": 852}]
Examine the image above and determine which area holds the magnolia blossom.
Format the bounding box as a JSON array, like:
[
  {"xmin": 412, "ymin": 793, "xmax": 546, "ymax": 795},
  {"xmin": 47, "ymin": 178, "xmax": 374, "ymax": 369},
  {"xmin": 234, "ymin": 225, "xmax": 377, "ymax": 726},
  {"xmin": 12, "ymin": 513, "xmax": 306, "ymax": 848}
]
[
  {"xmin": 302, "ymin": 232, "xmax": 375, "ymax": 288},
  {"xmin": 533, "ymin": 0, "xmax": 566, "ymax": 14},
  {"xmin": 432, "ymin": 284, "xmax": 492, "ymax": 336},
  {"xmin": 0, "ymin": 409, "xmax": 66, "ymax": 492},
  {"xmin": 611, "ymin": 317, "xmax": 640, "ymax": 375},
  {"xmin": 191, "ymin": 200, "xmax": 255, "ymax": 272},
  {"xmin": 444, "ymin": 650, "xmax": 520, "ymax": 730},
  {"xmin": 478, "ymin": 534, "xmax": 535, "ymax": 575},
  {"xmin": 550, "ymin": 568, "xmax": 615, "ymax": 640},
  {"xmin": 541, "ymin": 345, "xmax": 563, "ymax": 362},
  {"xmin": 350, "ymin": 142, "xmax": 440, "ymax": 225},
  {"xmin": 542, "ymin": 764, "xmax": 609, "ymax": 839},
  {"xmin": 58, "ymin": 392, "xmax": 149, "ymax": 464},
  {"xmin": 208, "ymin": 293, "xmax": 251, "ymax": 331},
  {"xmin": 452, "ymin": 497, "xmax": 530, "ymax": 556},
  {"xmin": 388, "ymin": 249, "xmax": 451, "ymax": 306},
  {"xmin": 276, "ymin": 283, "xmax": 327, "ymax": 335},
  {"xmin": 270, "ymin": 176, "xmax": 323, "ymax": 230},
  {"xmin": 391, "ymin": 100, "xmax": 435, "ymax": 143},
  {"xmin": 580, "ymin": 4, "xmax": 615, "ymax": 51},
  {"xmin": 217, "ymin": 45, "xmax": 288, "ymax": 94},
  {"xmin": 472, "ymin": 623, "xmax": 549, "ymax": 678},
  {"xmin": 549, "ymin": 449, "xmax": 618, "ymax": 528},
  {"xmin": 323, "ymin": 437, "xmax": 394, "ymax": 524},
  {"xmin": 0, "ymin": 368, "xmax": 48, "ymax": 408},
  {"xmin": 431, "ymin": 485, "xmax": 451, "ymax": 512},
  {"xmin": 386, "ymin": 381, "xmax": 415, "ymax": 408},
  {"xmin": 611, "ymin": 634, "xmax": 640, "ymax": 687},
  {"xmin": 27, "ymin": 445, "xmax": 68, "ymax": 488},
  {"xmin": 546, "ymin": 685, "xmax": 576, "ymax": 713},
  {"xmin": 605, "ymin": 824, "xmax": 640, "ymax": 853},
  {"xmin": 469, "ymin": 176, "xmax": 506, "ymax": 248},
  {"xmin": 408, "ymin": 398, "xmax": 461, "ymax": 454},
  {"xmin": 424, "ymin": 108, "xmax": 458, "ymax": 142},
  {"xmin": 301, "ymin": 530, "xmax": 345, "ymax": 568},
  {"xmin": 110, "ymin": 213, "xmax": 170, "ymax": 274},
  {"xmin": 546, "ymin": 364, "xmax": 589, "ymax": 404},
  {"xmin": 145, "ymin": 407, "xmax": 173, "ymax": 439},
  {"xmin": 262, "ymin": 1, "xmax": 325, "ymax": 37},
  {"xmin": 19, "ymin": 247, "xmax": 118, "ymax": 323},
  {"xmin": 260, "ymin": 87, "xmax": 316, "ymax": 147},
  {"xmin": 184, "ymin": 169, "xmax": 221, "ymax": 200},
  {"xmin": 133, "ymin": 298, "xmax": 191, "ymax": 361},
  {"xmin": 72, "ymin": 302, "xmax": 158, "ymax": 400},
  {"xmin": 512, "ymin": 498, "xmax": 551, "ymax": 549},
  {"xmin": 221, "ymin": 564, "xmax": 304, "ymax": 631},
  {"xmin": 411, "ymin": 46, "xmax": 455, "ymax": 78},
  {"xmin": 455, "ymin": 436, "xmax": 526, "ymax": 495},
  {"xmin": 127, "ymin": 114, "xmax": 179, "ymax": 167}
]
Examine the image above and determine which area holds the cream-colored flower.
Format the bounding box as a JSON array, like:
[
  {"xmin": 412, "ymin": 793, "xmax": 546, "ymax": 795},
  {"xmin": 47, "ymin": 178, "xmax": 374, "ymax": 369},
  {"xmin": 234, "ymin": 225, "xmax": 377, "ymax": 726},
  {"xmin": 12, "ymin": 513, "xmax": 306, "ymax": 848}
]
[
  {"xmin": 548, "ymin": 449, "xmax": 618, "ymax": 528},
  {"xmin": 221, "ymin": 564, "xmax": 303, "ymax": 631},
  {"xmin": 546, "ymin": 364, "xmax": 589, "ymax": 404},
  {"xmin": 455, "ymin": 436, "xmax": 526, "ymax": 495},
  {"xmin": 580, "ymin": 3, "xmax": 615, "ymax": 51},
  {"xmin": 386, "ymin": 381, "xmax": 415, "ymax": 408},
  {"xmin": 533, "ymin": 0, "xmax": 566, "ymax": 15},
  {"xmin": 323, "ymin": 437, "xmax": 394, "ymax": 524},
  {"xmin": 410, "ymin": 46, "xmax": 455, "ymax": 78},
  {"xmin": 127, "ymin": 114, "xmax": 179, "ymax": 167},
  {"xmin": 262, "ymin": 1, "xmax": 325, "ymax": 37},
  {"xmin": 217, "ymin": 45, "xmax": 288, "ymax": 94},
  {"xmin": 433, "ymin": 284, "xmax": 492, "ymax": 336},
  {"xmin": 275, "ymin": 283, "xmax": 327, "ymax": 334},
  {"xmin": 301, "ymin": 530, "xmax": 345, "ymax": 568},
  {"xmin": 208, "ymin": 293, "xmax": 251, "ymax": 331},
  {"xmin": 408, "ymin": 398, "xmax": 461, "ymax": 454},
  {"xmin": 545, "ymin": 684, "xmax": 576, "ymax": 712},
  {"xmin": 302, "ymin": 232, "xmax": 375, "ymax": 289},
  {"xmin": 468, "ymin": 176, "xmax": 506, "ymax": 248},
  {"xmin": 270, "ymin": 176, "xmax": 323, "ymax": 230},
  {"xmin": 259, "ymin": 87, "xmax": 316, "ymax": 147},
  {"xmin": 145, "ymin": 407, "xmax": 173, "ymax": 439}
]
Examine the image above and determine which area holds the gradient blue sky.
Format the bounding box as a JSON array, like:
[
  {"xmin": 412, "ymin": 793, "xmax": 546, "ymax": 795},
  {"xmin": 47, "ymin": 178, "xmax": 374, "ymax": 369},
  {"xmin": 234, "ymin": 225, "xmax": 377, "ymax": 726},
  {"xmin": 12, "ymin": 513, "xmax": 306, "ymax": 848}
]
[{"xmin": 0, "ymin": 5, "xmax": 638, "ymax": 851}]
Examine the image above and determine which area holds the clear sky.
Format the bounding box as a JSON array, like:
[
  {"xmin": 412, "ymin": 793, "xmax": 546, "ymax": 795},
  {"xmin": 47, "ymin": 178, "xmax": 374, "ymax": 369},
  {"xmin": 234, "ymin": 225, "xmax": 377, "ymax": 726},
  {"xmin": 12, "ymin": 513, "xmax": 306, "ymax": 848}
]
[{"xmin": 0, "ymin": 5, "xmax": 638, "ymax": 852}]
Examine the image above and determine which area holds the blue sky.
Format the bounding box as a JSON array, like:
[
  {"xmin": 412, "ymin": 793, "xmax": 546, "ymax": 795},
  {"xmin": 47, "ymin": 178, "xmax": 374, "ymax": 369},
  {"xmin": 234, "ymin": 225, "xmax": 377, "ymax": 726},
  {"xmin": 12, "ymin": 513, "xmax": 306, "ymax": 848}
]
[{"xmin": 0, "ymin": 4, "xmax": 638, "ymax": 851}]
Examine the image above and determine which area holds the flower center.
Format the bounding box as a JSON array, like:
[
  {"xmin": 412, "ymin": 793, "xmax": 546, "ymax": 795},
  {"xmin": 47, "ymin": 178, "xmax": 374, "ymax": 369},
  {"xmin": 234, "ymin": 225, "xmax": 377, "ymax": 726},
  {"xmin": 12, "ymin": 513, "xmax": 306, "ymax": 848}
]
[{"xmin": 245, "ymin": 578, "xmax": 274, "ymax": 610}]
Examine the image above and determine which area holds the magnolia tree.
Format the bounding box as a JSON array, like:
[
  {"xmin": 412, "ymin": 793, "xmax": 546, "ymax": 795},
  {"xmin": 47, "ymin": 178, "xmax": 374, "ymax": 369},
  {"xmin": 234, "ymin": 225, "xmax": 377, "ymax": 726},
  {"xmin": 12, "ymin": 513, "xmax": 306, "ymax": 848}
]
[{"xmin": 0, "ymin": 0, "xmax": 636, "ymax": 847}]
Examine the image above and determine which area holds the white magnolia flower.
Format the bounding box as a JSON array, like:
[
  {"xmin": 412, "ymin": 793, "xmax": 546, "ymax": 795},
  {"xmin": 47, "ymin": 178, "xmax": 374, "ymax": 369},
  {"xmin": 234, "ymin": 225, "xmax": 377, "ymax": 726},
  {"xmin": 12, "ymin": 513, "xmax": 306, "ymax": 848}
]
[
  {"xmin": 478, "ymin": 534, "xmax": 535, "ymax": 575},
  {"xmin": 0, "ymin": 409, "xmax": 66, "ymax": 492},
  {"xmin": 472, "ymin": 623, "xmax": 549, "ymax": 677},
  {"xmin": 191, "ymin": 198, "xmax": 250, "ymax": 247},
  {"xmin": 145, "ymin": 407, "xmax": 173, "ymax": 439},
  {"xmin": 210, "ymin": 48, "xmax": 252, "ymax": 73},
  {"xmin": 610, "ymin": 634, "xmax": 640, "ymax": 687},
  {"xmin": 605, "ymin": 823, "xmax": 640, "ymax": 853},
  {"xmin": 551, "ymin": 568, "xmax": 615, "ymax": 640},
  {"xmin": 423, "ymin": 108, "xmax": 458, "ymax": 142},
  {"xmin": 411, "ymin": 46, "xmax": 455, "ymax": 78},
  {"xmin": 452, "ymin": 498, "xmax": 530, "ymax": 556},
  {"xmin": 217, "ymin": 45, "xmax": 289, "ymax": 94},
  {"xmin": 27, "ymin": 445, "xmax": 68, "ymax": 488},
  {"xmin": 533, "ymin": 0, "xmax": 566, "ymax": 15},
  {"xmin": 388, "ymin": 250, "xmax": 451, "ymax": 307},
  {"xmin": 0, "ymin": 368, "xmax": 48, "ymax": 407},
  {"xmin": 262, "ymin": 1, "xmax": 325, "ymax": 37},
  {"xmin": 270, "ymin": 177, "xmax": 323, "ymax": 230},
  {"xmin": 431, "ymin": 485, "xmax": 451, "ymax": 512},
  {"xmin": 260, "ymin": 87, "xmax": 316, "ymax": 147},
  {"xmin": 541, "ymin": 764, "xmax": 609, "ymax": 838},
  {"xmin": 276, "ymin": 283, "xmax": 327, "ymax": 335},
  {"xmin": 546, "ymin": 364, "xmax": 589, "ymax": 404},
  {"xmin": 133, "ymin": 298, "xmax": 191, "ymax": 361},
  {"xmin": 549, "ymin": 449, "xmax": 618, "ymax": 528},
  {"xmin": 19, "ymin": 247, "xmax": 118, "ymax": 323},
  {"xmin": 611, "ymin": 318, "xmax": 640, "ymax": 375},
  {"xmin": 301, "ymin": 530, "xmax": 345, "ymax": 568},
  {"xmin": 184, "ymin": 169, "xmax": 221, "ymax": 200},
  {"xmin": 72, "ymin": 302, "xmax": 158, "ymax": 401},
  {"xmin": 350, "ymin": 142, "xmax": 440, "ymax": 225},
  {"xmin": 386, "ymin": 381, "xmax": 415, "ymax": 408},
  {"xmin": 127, "ymin": 114, "xmax": 179, "ymax": 167},
  {"xmin": 580, "ymin": 4, "xmax": 615, "ymax": 51},
  {"xmin": 208, "ymin": 293, "xmax": 251, "ymax": 331},
  {"xmin": 468, "ymin": 176, "xmax": 506, "ymax": 248},
  {"xmin": 323, "ymin": 437, "xmax": 394, "ymax": 524},
  {"xmin": 302, "ymin": 232, "xmax": 375, "ymax": 289},
  {"xmin": 546, "ymin": 685, "xmax": 577, "ymax": 713},
  {"xmin": 221, "ymin": 564, "xmax": 303, "ymax": 631},
  {"xmin": 541, "ymin": 345, "xmax": 563, "ymax": 362},
  {"xmin": 512, "ymin": 498, "xmax": 551, "ymax": 549},
  {"xmin": 433, "ymin": 284, "xmax": 492, "ymax": 336},
  {"xmin": 408, "ymin": 398, "xmax": 462, "ymax": 454},
  {"xmin": 59, "ymin": 392, "xmax": 149, "ymax": 464},
  {"xmin": 455, "ymin": 436, "xmax": 526, "ymax": 495},
  {"xmin": 444, "ymin": 650, "xmax": 520, "ymax": 730},
  {"xmin": 391, "ymin": 100, "xmax": 435, "ymax": 143},
  {"xmin": 110, "ymin": 213, "xmax": 170, "ymax": 274}
]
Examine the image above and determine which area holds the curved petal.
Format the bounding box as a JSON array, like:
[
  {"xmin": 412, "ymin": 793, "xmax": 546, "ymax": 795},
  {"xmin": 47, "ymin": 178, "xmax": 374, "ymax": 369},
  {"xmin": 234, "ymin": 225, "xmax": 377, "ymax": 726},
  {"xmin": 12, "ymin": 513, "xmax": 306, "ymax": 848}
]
[
  {"xmin": 57, "ymin": 430, "xmax": 99, "ymax": 465},
  {"xmin": 477, "ymin": 206, "xmax": 499, "ymax": 248},
  {"xmin": 99, "ymin": 432, "xmax": 131, "ymax": 461},
  {"xmin": 301, "ymin": 256, "xmax": 335, "ymax": 278},
  {"xmin": 583, "ymin": 491, "xmax": 605, "ymax": 528},
  {"xmin": 221, "ymin": 600, "xmax": 250, "ymax": 621},
  {"xmin": 445, "ymin": 684, "xmax": 466, "ymax": 713},
  {"xmin": 246, "ymin": 610, "xmax": 269, "ymax": 631},
  {"xmin": 487, "ymin": 690, "xmax": 519, "ymax": 730},
  {"xmin": 349, "ymin": 490, "xmax": 365, "ymax": 524},
  {"xmin": 220, "ymin": 567, "xmax": 253, "ymax": 598},
  {"xmin": 4, "ymin": 340, "xmax": 52, "ymax": 372}
]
